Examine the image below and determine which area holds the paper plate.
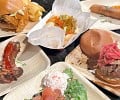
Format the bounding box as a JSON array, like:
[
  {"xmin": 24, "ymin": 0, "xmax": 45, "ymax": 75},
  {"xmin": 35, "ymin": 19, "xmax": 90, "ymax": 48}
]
[
  {"xmin": 65, "ymin": 30, "xmax": 120, "ymax": 96},
  {"xmin": 3, "ymin": 62, "xmax": 109, "ymax": 100},
  {"xmin": 0, "ymin": 34, "xmax": 50, "ymax": 96},
  {"xmin": 80, "ymin": 0, "xmax": 120, "ymax": 30}
]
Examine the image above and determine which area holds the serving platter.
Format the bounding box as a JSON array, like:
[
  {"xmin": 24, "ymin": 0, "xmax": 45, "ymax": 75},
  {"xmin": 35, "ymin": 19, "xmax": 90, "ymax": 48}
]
[
  {"xmin": 0, "ymin": 21, "xmax": 38, "ymax": 38},
  {"xmin": 0, "ymin": 34, "xmax": 50, "ymax": 96},
  {"xmin": 65, "ymin": 30, "xmax": 120, "ymax": 96},
  {"xmin": 80, "ymin": 0, "xmax": 120, "ymax": 30},
  {"xmin": 3, "ymin": 62, "xmax": 110, "ymax": 100}
]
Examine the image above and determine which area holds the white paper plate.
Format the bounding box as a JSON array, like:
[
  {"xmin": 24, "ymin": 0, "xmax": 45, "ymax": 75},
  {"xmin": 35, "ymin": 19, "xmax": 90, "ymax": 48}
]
[
  {"xmin": 80, "ymin": 0, "xmax": 120, "ymax": 30},
  {"xmin": 3, "ymin": 62, "xmax": 110, "ymax": 100},
  {"xmin": 0, "ymin": 34, "xmax": 50, "ymax": 96}
]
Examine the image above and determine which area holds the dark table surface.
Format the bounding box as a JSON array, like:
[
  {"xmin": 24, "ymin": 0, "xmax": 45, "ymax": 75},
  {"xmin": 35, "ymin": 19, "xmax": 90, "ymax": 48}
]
[{"xmin": 0, "ymin": 0, "xmax": 120, "ymax": 100}]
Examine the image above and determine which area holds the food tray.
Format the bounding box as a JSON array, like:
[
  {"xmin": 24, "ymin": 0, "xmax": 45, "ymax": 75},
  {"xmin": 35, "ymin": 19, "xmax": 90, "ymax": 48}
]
[
  {"xmin": 0, "ymin": 34, "xmax": 50, "ymax": 96},
  {"xmin": 80, "ymin": 0, "xmax": 120, "ymax": 30},
  {"xmin": 65, "ymin": 30, "xmax": 120, "ymax": 96},
  {"xmin": 3, "ymin": 62, "xmax": 109, "ymax": 100}
]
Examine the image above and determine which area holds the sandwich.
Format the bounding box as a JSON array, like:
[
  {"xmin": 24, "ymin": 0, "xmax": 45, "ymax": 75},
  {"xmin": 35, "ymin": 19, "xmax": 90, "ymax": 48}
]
[
  {"xmin": 0, "ymin": 0, "xmax": 29, "ymax": 32},
  {"xmin": 80, "ymin": 29, "xmax": 120, "ymax": 84},
  {"xmin": 0, "ymin": 0, "xmax": 45, "ymax": 32}
]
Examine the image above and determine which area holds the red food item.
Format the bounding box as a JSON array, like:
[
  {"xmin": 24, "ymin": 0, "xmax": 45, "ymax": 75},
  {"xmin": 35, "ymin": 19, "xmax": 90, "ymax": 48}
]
[
  {"xmin": 98, "ymin": 42, "xmax": 120, "ymax": 66},
  {"xmin": 2, "ymin": 41, "xmax": 19, "ymax": 70},
  {"xmin": 0, "ymin": 41, "xmax": 23, "ymax": 83},
  {"xmin": 42, "ymin": 87, "xmax": 56, "ymax": 99},
  {"xmin": 40, "ymin": 87, "xmax": 64, "ymax": 100}
]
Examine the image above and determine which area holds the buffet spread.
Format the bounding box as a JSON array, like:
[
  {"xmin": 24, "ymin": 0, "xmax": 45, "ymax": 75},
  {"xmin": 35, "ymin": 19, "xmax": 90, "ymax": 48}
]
[{"xmin": 0, "ymin": 0, "xmax": 120, "ymax": 100}]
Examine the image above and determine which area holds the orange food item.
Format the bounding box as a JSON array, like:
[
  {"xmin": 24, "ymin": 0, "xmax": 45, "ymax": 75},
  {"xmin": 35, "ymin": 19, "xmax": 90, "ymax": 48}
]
[
  {"xmin": 112, "ymin": 5, "xmax": 120, "ymax": 9},
  {"xmin": 47, "ymin": 16, "xmax": 64, "ymax": 28},
  {"xmin": 46, "ymin": 15, "xmax": 76, "ymax": 35},
  {"xmin": 41, "ymin": 87, "xmax": 64, "ymax": 100}
]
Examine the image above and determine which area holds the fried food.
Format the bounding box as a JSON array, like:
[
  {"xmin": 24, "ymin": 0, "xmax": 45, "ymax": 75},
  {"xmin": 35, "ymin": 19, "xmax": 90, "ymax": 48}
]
[
  {"xmin": 27, "ymin": 2, "xmax": 45, "ymax": 22},
  {"xmin": 3, "ymin": 7, "xmax": 29, "ymax": 32},
  {"xmin": 0, "ymin": 0, "xmax": 29, "ymax": 32},
  {"xmin": 0, "ymin": 0, "xmax": 45, "ymax": 32}
]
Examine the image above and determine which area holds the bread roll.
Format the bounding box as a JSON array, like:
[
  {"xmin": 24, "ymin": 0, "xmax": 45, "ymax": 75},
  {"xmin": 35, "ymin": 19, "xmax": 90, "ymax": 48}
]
[
  {"xmin": 80, "ymin": 29, "xmax": 113, "ymax": 58},
  {"xmin": 0, "ymin": 0, "xmax": 25, "ymax": 15},
  {"xmin": 90, "ymin": 4, "xmax": 120, "ymax": 20}
]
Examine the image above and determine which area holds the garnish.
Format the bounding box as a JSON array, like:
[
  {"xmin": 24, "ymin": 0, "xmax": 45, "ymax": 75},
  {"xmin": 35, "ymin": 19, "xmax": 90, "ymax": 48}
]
[
  {"xmin": 16, "ymin": 60, "xmax": 26, "ymax": 66},
  {"xmin": 64, "ymin": 68, "xmax": 87, "ymax": 100},
  {"xmin": 98, "ymin": 42, "xmax": 120, "ymax": 66},
  {"xmin": 65, "ymin": 79, "xmax": 87, "ymax": 100},
  {"xmin": 63, "ymin": 68, "xmax": 73, "ymax": 79}
]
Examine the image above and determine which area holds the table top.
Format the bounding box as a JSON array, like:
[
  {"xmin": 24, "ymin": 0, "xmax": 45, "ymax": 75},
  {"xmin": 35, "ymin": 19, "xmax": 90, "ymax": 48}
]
[{"xmin": 0, "ymin": 0, "xmax": 120, "ymax": 100}]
